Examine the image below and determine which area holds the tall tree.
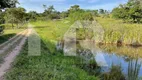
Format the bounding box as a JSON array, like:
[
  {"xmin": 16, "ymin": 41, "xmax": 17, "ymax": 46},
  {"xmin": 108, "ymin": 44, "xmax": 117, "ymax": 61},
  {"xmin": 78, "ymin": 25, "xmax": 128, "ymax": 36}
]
[
  {"xmin": 69, "ymin": 5, "xmax": 80, "ymax": 12},
  {"xmin": 5, "ymin": 7, "xmax": 26, "ymax": 28},
  {"xmin": 42, "ymin": 5, "xmax": 59, "ymax": 19},
  {"xmin": 0, "ymin": 0, "xmax": 18, "ymax": 34},
  {"xmin": 112, "ymin": 0, "xmax": 142, "ymax": 23},
  {"xmin": 27, "ymin": 11, "xmax": 38, "ymax": 21},
  {"xmin": 47, "ymin": 5, "xmax": 55, "ymax": 13}
]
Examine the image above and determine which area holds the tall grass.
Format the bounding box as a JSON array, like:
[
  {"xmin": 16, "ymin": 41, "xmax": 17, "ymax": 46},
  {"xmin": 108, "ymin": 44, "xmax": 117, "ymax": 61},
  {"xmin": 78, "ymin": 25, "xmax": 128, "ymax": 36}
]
[{"xmin": 96, "ymin": 17, "xmax": 142, "ymax": 45}]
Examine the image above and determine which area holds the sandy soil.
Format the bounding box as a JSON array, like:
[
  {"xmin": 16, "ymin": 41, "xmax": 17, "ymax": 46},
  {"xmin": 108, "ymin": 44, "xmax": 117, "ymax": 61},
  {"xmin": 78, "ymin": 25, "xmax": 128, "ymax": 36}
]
[{"xmin": 0, "ymin": 27, "xmax": 32, "ymax": 80}]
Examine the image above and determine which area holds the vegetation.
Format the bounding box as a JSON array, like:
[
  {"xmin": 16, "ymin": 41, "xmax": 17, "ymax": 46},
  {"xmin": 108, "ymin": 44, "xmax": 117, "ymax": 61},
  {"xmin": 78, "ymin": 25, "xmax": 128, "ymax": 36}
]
[
  {"xmin": 112, "ymin": 0, "xmax": 142, "ymax": 23},
  {"xmin": 68, "ymin": 5, "xmax": 94, "ymax": 21},
  {"xmin": 1, "ymin": 0, "xmax": 142, "ymax": 80},
  {"xmin": 96, "ymin": 17, "xmax": 142, "ymax": 45},
  {"xmin": 0, "ymin": 0, "xmax": 18, "ymax": 9},
  {"xmin": 103, "ymin": 65, "xmax": 125, "ymax": 80},
  {"xmin": 0, "ymin": 29, "xmax": 24, "ymax": 44},
  {"xmin": 0, "ymin": 0, "xmax": 18, "ymax": 33},
  {"xmin": 4, "ymin": 7, "xmax": 27, "ymax": 28},
  {"xmin": 0, "ymin": 25, "xmax": 4, "ymax": 34},
  {"xmin": 5, "ymin": 20, "xmax": 99, "ymax": 80}
]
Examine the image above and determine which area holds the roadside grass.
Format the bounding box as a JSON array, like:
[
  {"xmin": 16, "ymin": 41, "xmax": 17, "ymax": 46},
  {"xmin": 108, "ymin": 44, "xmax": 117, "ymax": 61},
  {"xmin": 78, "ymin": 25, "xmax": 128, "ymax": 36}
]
[
  {"xmin": 0, "ymin": 29, "xmax": 25, "ymax": 44},
  {"xmin": 0, "ymin": 22, "xmax": 28, "ymax": 44},
  {"xmin": 5, "ymin": 41, "xmax": 99, "ymax": 80},
  {"xmin": 96, "ymin": 17, "xmax": 142, "ymax": 45},
  {"xmin": 2, "ymin": 23, "xmax": 28, "ymax": 29}
]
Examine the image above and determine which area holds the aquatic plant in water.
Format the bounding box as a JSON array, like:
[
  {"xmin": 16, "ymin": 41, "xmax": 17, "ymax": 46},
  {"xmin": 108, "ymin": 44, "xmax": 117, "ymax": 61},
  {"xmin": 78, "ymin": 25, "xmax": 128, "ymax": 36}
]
[{"xmin": 127, "ymin": 58, "xmax": 141, "ymax": 80}]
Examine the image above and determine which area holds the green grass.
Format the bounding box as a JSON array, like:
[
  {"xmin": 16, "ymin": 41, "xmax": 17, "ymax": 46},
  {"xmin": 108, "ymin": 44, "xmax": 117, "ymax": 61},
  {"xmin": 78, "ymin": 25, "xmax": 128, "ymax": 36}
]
[
  {"xmin": 4, "ymin": 18, "xmax": 142, "ymax": 80},
  {"xmin": 31, "ymin": 20, "xmax": 72, "ymax": 53},
  {"xmin": 96, "ymin": 17, "xmax": 142, "ymax": 45},
  {"xmin": 0, "ymin": 22, "xmax": 27, "ymax": 44},
  {"xmin": 5, "ymin": 41, "xmax": 99, "ymax": 80},
  {"xmin": 5, "ymin": 20, "xmax": 99, "ymax": 80},
  {"xmin": 0, "ymin": 29, "xmax": 24, "ymax": 44}
]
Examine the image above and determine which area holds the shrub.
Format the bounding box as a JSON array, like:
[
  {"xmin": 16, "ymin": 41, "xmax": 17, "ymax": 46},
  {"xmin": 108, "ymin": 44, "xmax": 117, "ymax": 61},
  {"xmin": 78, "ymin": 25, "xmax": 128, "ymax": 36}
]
[{"xmin": 0, "ymin": 25, "xmax": 5, "ymax": 34}]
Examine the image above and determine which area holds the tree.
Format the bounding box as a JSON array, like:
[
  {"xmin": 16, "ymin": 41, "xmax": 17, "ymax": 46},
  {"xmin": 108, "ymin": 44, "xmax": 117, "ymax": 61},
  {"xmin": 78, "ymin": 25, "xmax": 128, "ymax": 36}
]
[
  {"xmin": 69, "ymin": 10, "xmax": 94, "ymax": 21},
  {"xmin": 60, "ymin": 11, "xmax": 68, "ymax": 19},
  {"xmin": 68, "ymin": 5, "xmax": 80, "ymax": 12},
  {"xmin": 93, "ymin": 10, "xmax": 99, "ymax": 17},
  {"xmin": 43, "ymin": 4, "xmax": 47, "ymax": 10},
  {"xmin": 86, "ymin": 10, "xmax": 99, "ymax": 17},
  {"xmin": 27, "ymin": 11, "xmax": 38, "ymax": 21},
  {"xmin": 99, "ymin": 9, "xmax": 105, "ymax": 14},
  {"xmin": 68, "ymin": 5, "xmax": 94, "ymax": 21},
  {"xmin": 47, "ymin": 5, "xmax": 55, "ymax": 13},
  {"xmin": 42, "ymin": 5, "xmax": 60, "ymax": 20},
  {"xmin": 4, "ymin": 7, "xmax": 26, "ymax": 28},
  {"xmin": 0, "ymin": 11, "xmax": 5, "ymax": 24},
  {"xmin": 43, "ymin": 5, "xmax": 55, "ymax": 15},
  {"xmin": 0, "ymin": 0, "xmax": 18, "ymax": 34},
  {"xmin": 0, "ymin": 0, "xmax": 18, "ymax": 9},
  {"xmin": 112, "ymin": 6, "xmax": 129, "ymax": 21},
  {"xmin": 112, "ymin": 0, "xmax": 142, "ymax": 23}
]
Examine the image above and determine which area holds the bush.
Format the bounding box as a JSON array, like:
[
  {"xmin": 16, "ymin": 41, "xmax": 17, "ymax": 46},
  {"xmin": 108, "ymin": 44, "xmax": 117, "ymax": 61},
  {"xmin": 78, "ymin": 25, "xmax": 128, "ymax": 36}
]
[
  {"xmin": 69, "ymin": 10, "xmax": 94, "ymax": 21},
  {"xmin": 102, "ymin": 65, "xmax": 125, "ymax": 80},
  {"xmin": 0, "ymin": 25, "xmax": 5, "ymax": 34}
]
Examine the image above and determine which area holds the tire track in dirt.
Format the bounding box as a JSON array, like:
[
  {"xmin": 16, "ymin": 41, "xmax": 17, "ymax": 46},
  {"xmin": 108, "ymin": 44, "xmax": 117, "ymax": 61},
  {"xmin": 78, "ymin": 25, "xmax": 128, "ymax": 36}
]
[{"xmin": 0, "ymin": 27, "xmax": 32, "ymax": 80}]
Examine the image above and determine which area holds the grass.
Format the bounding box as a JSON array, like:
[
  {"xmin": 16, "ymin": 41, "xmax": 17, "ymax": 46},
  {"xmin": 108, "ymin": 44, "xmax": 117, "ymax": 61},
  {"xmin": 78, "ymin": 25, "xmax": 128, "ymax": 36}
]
[
  {"xmin": 5, "ymin": 41, "xmax": 99, "ymax": 80},
  {"xmin": 98, "ymin": 44, "xmax": 142, "ymax": 58},
  {"xmin": 30, "ymin": 19, "xmax": 72, "ymax": 53},
  {"xmin": 0, "ymin": 23, "xmax": 28, "ymax": 44},
  {"xmin": 96, "ymin": 17, "xmax": 142, "ymax": 45},
  {"xmin": 4, "ymin": 18, "xmax": 142, "ymax": 80},
  {"xmin": 0, "ymin": 29, "xmax": 25, "ymax": 44},
  {"xmin": 5, "ymin": 19, "xmax": 99, "ymax": 80}
]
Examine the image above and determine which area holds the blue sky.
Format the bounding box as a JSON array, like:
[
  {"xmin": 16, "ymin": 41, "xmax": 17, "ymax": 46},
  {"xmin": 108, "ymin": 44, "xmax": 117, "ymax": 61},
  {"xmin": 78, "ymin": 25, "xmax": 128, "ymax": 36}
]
[{"xmin": 17, "ymin": 0, "xmax": 128, "ymax": 13}]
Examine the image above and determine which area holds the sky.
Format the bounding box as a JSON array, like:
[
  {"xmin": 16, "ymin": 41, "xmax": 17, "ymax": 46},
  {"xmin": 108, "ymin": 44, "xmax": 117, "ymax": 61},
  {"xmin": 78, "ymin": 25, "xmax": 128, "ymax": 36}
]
[{"xmin": 17, "ymin": 0, "xmax": 128, "ymax": 13}]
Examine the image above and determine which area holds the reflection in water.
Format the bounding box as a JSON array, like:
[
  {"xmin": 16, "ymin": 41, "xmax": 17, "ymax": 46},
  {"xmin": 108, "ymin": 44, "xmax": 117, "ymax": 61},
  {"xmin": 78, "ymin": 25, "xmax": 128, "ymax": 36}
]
[
  {"xmin": 97, "ymin": 44, "xmax": 142, "ymax": 79},
  {"xmin": 103, "ymin": 65, "xmax": 125, "ymax": 80},
  {"xmin": 127, "ymin": 58, "xmax": 141, "ymax": 80}
]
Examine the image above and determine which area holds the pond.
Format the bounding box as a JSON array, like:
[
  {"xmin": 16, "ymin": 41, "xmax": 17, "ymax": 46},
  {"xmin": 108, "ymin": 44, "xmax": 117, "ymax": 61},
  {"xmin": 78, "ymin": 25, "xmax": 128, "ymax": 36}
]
[
  {"xmin": 96, "ymin": 44, "xmax": 142, "ymax": 79},
  {"xmin": 57, "ymin": 40, "xmax": 142, "ymax": 79}
]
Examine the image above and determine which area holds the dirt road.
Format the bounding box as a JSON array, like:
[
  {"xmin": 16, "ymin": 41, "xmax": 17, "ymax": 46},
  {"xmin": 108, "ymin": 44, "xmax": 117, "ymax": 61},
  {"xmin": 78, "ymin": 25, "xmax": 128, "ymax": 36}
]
[{"xmin": 0, "ymin": 27, "xmax": 32, "ymax": 80}]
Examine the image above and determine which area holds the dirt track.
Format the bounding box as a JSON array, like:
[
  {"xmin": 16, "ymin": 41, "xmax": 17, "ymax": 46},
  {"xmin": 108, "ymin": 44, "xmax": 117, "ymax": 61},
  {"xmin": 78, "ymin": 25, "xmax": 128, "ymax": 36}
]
[{"xmin": 0, "ymin": 27, "xmax": 32, "ymax": 80}]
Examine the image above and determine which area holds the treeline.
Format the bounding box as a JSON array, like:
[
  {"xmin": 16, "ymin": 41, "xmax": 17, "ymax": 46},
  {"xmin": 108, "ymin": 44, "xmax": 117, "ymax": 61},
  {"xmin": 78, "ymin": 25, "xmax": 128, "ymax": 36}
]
[
  {"xmin": 26, "ymin": 5, "xmax": 108, "ymax": 21},
  {"xmin": 0, "ymin": 0, "xmax": 142, "ymax": 30},
  {"xmin": 0, "ymin": 4, "xmax": 109, "ymax": 29}
]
